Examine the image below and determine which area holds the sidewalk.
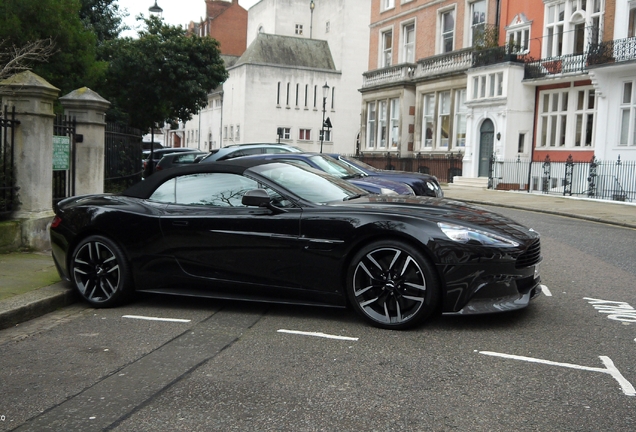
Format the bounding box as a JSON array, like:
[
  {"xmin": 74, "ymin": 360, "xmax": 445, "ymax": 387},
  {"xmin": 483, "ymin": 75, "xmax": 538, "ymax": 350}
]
[{"xmin": 0, "ymin": 186, "xmax": 634, "ymax": 331}]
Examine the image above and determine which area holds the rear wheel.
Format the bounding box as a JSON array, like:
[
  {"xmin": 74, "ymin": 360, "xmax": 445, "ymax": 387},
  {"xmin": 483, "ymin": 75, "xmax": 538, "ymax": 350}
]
[
  {"xmin": 70, "ymin": 235, "xmax": 132, "ymax": 307},
  {"xmin": 346, "ymin": 240, "xmax": 439, "ymax": 330}
]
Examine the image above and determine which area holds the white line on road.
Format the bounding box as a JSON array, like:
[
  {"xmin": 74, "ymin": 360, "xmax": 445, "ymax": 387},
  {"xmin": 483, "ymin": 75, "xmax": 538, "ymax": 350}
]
[
  {"xmin": 478, "ymin": 350, "xmax": 636, "ymax": 397},
  {"xmin": 278, "ymin": 329, "xmax": 358, "ymax": 341},
  {"xmin": 122, "ymin": 315, "xmax": 191, "ymax": 323},
  {"xmin": 540, "ymin": 284, "xmax": 552, "ymax": 296}
]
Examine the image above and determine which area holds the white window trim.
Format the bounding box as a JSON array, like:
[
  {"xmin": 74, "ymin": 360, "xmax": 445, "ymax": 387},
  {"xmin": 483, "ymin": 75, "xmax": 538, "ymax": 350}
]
[
  {"xmin": 379, "ymin": 27, "xmax": 394, "ymax": 68},
  {"xmin": 465, "ymin": 0, "xmax": 488, "ymax": 48},
  {"xmin": 382, "ymin": 0, "xmax": 396, "ymax": 12},
  {"xmin": 437, "ymin": 6, "xmax": 457, "ymax": 54},
  {"xmin": 401, "ymin": 20, "xmax": 416, "ymax": 63}
]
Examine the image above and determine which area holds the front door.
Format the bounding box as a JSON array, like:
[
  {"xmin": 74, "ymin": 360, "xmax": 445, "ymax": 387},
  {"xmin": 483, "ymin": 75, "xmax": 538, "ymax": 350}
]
[{"xmin": 478, "ymin": 119, "xmax": 494, "ymax": 177}]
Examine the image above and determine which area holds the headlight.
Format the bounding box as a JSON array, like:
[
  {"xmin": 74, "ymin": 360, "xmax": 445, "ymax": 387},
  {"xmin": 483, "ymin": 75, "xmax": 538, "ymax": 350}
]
[{"xmin": 437, "ymin": 222, "xmax": 519, "ymax": 247}]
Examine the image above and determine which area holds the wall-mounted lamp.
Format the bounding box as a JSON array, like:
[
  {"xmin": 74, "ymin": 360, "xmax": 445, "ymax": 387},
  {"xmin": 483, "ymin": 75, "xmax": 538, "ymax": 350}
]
[{"xmin": 496, "ymin": 132, "xmax": 501, "ymax": 141}]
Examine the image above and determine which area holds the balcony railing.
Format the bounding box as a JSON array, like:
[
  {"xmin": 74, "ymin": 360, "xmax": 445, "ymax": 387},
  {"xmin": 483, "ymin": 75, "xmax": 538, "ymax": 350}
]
[
  {"xmin": 362, "ymin": 63, "xmax": 417, "ymax": 88},
  {"xmin": 524, "ymin": 52, "xmax": 588, "ymax": 79},
  {"xmin": 587, "ymin": 36, "xmax": 636, "ymax": 66},
  {"xmin": 417, "ymin": 48, "xmax": 473, "ymax": 78}
]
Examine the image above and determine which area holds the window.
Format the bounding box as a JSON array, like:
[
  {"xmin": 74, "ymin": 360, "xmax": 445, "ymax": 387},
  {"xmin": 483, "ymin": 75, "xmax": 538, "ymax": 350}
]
[
  {"xmin": 304, "ymin": 84, "xmax": 308, "ymax": 107},
  {"xmin": 619, "ymin": 81, "xmax": 636, "ymax": 146},
  {"xmin": 286, "ymin": 83, "xmax": 290, "ymax": 106},
  {"xmin": 150, "ymin": 173, "xmax": 258, "ymax": 207},
  {"xmin": 229, "ymin": 125, "xmax": 234, "ymax": 142},
  {"xmin": 378, "ymin": 100, "xmax": 388, "ymax": 147},
  {"xmin": 454, "ymin": 89, "xmax": 467, "ymax": 147},
  {"xmin": 295, "ymin": 24, "xmax": 303, "ymax": 35},
  {"xmin": 235, "ymin": 125, "xmax": 240, "ymax": 141},
  {"xmin": 471, "ymin": 72, "xmax": 504, "ymax": 100},
  {"xmin": 630, "ymin": 7, "xmax": 636, "ymax": 37},
  {"xmin": 299, "ymin": 129, "xmax": 311, "ymax": 141},
  {"xmin": 545, "ymin": 2, "xmax": 565, "ymax": 57},
  {"xmin": 574, "ymin": 88, "xmax": 595, "ymax": 146},
  {"xmin": 276, "ymin": 82, "xmax": 281, "ymax": 105},
  {"xmin": 282, "ymin": 128, "xmax": 291, "ymax": 140},
  {"xmin": 470, "ymin": 1, "xmax": 486, "ymax": 46},
  {"xmin": 326, "ymin": 21, "xmax": 330, "ymax": 33},
  {"xmin": 381, "ymin": 30, "xmax": 393, "ymax": 67},
  {"xmin": 295, "ymin": 83, "xmax": 299, "ymax": 106},
  {"xmin": 331, "ymin": 87, "xmax": 335, "ymax": 109},
  {"xmin": 313, "ymin": 85, "xmax": 317, "ymax": 108},
  {"xmin": 507, "ymin": 27, "xmax": 530, "ymax": 54},
  {"xmin": 440, "ymin": 9, "xmax": 455, "ymax": 53},
  {"xmin": 538, "ymin": 87, "xmax": 596, "ymax": 148},
  {"xmin": 367, "ymin": 102, "xmax": 376, "ymax": 148},
  {"xmin": 402, "ymin": 23, "xmax": 415, "ymax": 63},
  {"xmin": 518, "ymin": 133, "xmax": 526, "ymax": 153},
  {"xmin": 390, "ymin": 98, "xmax": 400, "ymax": 148},
  {"xmin": 423, "ymin": 94, "xmax": 434, "ymax": 148},
  {"xmin": 382, "ymin": 0, "xmax": 395, "ymax": 11},
  {"xmin": 438, "ymin": 91, "xmax": 451, "ymax": 147}
]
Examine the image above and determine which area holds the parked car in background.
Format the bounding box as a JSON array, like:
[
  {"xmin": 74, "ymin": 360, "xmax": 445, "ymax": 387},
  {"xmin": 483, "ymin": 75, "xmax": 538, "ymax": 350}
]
[
  {"xmin": 329, "ymin": 154, "xmax": 444, "ymax": 198},
  {"xmin": 50, "ymin": 158, "xmax": 542, "ymax": 330},
  {"xmin": 232, "ymin": 152, "xmax": 415, "ymax": 196},
  {"xmin": 155, "ymin": 151, "xmax": 207, "ymax": 172},
  {"xmin": 143, "ymin": 148, "xmax": 198, "ymax": 178},
  {"xmin": 197, "ymin": 143, "xmax": 302, "ymax": 163}
]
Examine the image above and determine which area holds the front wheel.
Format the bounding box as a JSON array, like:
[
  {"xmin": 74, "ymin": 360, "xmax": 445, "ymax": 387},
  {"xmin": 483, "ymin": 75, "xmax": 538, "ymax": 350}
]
[
  {"xmin": 346, "ymin": 240, "xmax": 440, "ymax": 330},
  {"xmin": 70, "ymin": 235, "xmax": 132, "ymax": 307}
]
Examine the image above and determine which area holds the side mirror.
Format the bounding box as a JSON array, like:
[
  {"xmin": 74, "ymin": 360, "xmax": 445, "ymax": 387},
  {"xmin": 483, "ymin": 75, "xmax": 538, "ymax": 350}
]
[{"xmin": 242, "ymin": 189, "xmax": 271, "ymax": 207}]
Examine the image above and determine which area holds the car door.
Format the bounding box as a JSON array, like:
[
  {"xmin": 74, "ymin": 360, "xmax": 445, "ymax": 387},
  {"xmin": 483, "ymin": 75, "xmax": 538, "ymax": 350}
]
[{"xmin": 153, "ymin": 172, "xmax": 304, "ymax": 294}]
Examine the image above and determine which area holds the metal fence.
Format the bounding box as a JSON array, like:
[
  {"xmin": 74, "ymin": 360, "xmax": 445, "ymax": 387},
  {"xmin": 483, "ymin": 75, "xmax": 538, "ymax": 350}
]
[
  {"xmin": 104, "ymin": 123, "xmax": 143, "ymax": 193},
  {"xmin": 53, "ymin": 114, "xmax": 77, "ymax": 205},
  {"xmin": 0, "ymin": 106, "xmax": 20, "ymax": 217},
  {"xmin": 351, "ymin": 153, "xmax": 463, "ymax": 184},
  {"xmin": 489, "ymin": 155, "xmax": 636, "ymax": 202}
]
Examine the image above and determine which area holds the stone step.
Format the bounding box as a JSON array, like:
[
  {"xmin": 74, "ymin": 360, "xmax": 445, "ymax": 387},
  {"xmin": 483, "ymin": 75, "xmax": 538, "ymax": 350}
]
[{"xmin": 449, "ymin": 176, "xmax": 489, "ymax": 188}]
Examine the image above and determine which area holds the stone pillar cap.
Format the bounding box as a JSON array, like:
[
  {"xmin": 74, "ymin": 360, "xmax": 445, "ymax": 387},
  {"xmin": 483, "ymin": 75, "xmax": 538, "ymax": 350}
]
[
  {"xmin": 60, "ymin": 87, "xmax": 111, "ymax": 110},
  {"xmin": 0, "ymin": 70, "xmax": 59, "ymax": 98}
]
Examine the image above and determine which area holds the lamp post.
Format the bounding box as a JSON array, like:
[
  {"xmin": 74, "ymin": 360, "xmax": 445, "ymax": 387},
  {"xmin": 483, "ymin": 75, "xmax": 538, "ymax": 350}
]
[
  {"xmin": 309, "ymin": 0, "xmax": 315, "ymax": 39},
  {"xmin": 147, "ymin": 1, "xmax": 162, "ymax": 176},
  {"xmin": 320, "ymin": 82, "xmax": 329, "ymax": 153}
]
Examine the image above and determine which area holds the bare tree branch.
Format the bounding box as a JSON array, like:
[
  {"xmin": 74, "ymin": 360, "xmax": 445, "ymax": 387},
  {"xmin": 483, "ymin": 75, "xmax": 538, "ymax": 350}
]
[{"xmin": 0, "ymin": 38, "xmax": 57, "ymax": 81}]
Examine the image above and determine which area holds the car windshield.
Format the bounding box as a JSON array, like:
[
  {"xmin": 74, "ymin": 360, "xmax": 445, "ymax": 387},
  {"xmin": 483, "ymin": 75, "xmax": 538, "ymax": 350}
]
[
  {"xmin": 308, "ymin": 155, "xmax": 360, "ymax": 178},
  {"xmin": 341, "ymin": 156, "xmax": 379, "ymax": 173},
  {"xmin": 249, "ymin": 163, "xmax": 367, "ymax": 204}
]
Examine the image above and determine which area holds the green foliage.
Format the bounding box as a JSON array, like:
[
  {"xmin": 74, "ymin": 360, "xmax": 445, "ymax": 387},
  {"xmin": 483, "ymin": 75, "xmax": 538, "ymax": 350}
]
[
  {"xmin": 0, "ymin": 0, "xmax": 103, "ymax": 95},
  {"xmin": 100, "ymin": 16, "xmax": 228, "ymax": 130},
  {"xmin": 79, "ymin": 0, "xmax": 127, "ymax": 45}
]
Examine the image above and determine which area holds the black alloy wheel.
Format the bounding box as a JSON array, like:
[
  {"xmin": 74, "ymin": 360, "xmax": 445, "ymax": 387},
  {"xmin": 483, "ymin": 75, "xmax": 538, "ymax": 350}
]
[
  {"xmin": 70, "ymin": 235, "xmax": 131, "ymax": 307},
  {"xmin": 347, "ymin": 240, "xmax": 439, "ymax": 329}
]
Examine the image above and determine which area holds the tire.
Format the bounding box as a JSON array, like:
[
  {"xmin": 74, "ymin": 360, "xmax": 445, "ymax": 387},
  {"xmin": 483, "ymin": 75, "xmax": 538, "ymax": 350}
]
[
  {"xmin": 70, "ymin": 235, "xmax": 132, "ymax": 307},
  {"xmin": 346, "ymin": 240, "xmax": 440, "ymax": 330}
]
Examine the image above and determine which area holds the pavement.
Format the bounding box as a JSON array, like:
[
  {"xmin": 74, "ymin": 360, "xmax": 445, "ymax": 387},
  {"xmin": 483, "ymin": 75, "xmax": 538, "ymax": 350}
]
[{"xmin": 0, "ymin": 185, "xmax": 634, "ymax": 331}]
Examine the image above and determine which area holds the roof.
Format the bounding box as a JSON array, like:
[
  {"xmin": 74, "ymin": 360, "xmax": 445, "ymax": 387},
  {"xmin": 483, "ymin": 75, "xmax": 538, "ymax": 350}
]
[
  {"xmin": 233, "ymin": 33, "xmax": 336, "ymax": 70},
  {"xmin": 122, "ymin": 159, "xmax": 285, "ymax": 199}
]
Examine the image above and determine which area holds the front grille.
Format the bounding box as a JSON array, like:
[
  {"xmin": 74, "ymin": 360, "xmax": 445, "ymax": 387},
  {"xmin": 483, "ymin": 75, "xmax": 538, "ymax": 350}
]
[{"xmin": 516, "ymin": 239, "xmax": 541, "ymax": 269}]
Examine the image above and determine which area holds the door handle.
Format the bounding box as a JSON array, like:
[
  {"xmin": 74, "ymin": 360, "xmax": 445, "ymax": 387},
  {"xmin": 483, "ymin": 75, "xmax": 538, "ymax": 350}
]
[{"xmin": 172, "ymin": 221, "xmax": 189, "ymax": 226}]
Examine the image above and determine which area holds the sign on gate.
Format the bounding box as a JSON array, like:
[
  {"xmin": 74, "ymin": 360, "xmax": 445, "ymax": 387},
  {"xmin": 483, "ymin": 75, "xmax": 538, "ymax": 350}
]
[{"xmin": 53, "ymin": 135, "xmax": 70, "ymax": 171}]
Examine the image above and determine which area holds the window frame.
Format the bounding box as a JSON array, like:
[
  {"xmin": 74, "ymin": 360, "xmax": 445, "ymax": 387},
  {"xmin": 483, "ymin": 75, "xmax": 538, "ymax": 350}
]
[{"xmin": 439, "ymin": 7, "xmax": 456, "ymax": 54}]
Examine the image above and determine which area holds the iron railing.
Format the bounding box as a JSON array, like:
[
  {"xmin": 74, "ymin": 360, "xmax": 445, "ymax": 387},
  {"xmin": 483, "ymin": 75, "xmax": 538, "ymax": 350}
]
[
  {"xmin": 0, "ymin": 106, "xmax": 20, "ymax": 216},
  {"xmin": 104, "ymin": 123, "xmax": 143, "ymax": 193},
  {"xmin": 587, "ymin": 36, "xmax": 636, "ymax": 66},
  {"xmin": 524, "ymin": 53, "xmax": 589, "ymax": 79},
  {"xmin": 352, "ymin": 152, "xmax": 463, "ymax": 184},
  {"xmin": 52, "ymin": 115, "xmax": 77, "ymax": 205},
  {"xmin": 489, "ymin": 155, "xmax": 636, "ymax": 202}
]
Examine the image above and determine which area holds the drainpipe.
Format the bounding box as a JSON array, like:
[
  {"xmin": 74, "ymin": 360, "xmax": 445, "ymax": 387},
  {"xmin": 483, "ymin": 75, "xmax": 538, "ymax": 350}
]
[{"xmin": 527, "ymin": 86, "xmax": 539, "ymax": 193}]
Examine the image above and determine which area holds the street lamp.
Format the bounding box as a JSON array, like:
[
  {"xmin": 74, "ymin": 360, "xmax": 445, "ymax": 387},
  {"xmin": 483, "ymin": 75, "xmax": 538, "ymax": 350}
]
[
  {"xmin": 320, "ymin": 82, "xmax": 329, "ymax": 153},
  {"xmin": 309, "ymin": 0, "xmax": 315, "ymax": 39},
  {"xmin": 149, "ymin": 0, "xmax": 163, "ymax": 16}
]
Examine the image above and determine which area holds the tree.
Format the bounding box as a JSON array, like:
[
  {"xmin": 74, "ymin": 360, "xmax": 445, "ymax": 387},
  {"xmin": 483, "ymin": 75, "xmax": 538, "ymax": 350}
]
[
  {"xmin": 100, "ymin": 16, "xmax": 228, "ymax": 130},
  {"xmin": 79, "ymin": 0, "xmax": 127, "ymax": 46},
  {"xmin": 0, "ymin": 0, "xmax": 102, "ymax": 95},
  {"xmin": 0, "ymin": 38, "xmax": 57, "ymax": 81}
]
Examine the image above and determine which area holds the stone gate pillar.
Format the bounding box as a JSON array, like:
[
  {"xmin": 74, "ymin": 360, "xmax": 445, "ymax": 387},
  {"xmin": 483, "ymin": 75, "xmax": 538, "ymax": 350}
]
[
  {"xmin": 59, "ymin": 88, "xmax": 110, "ymax": 195},
  {"xmin": 0, "ymin": 71, "xmax": 59, "ymax": 250}
]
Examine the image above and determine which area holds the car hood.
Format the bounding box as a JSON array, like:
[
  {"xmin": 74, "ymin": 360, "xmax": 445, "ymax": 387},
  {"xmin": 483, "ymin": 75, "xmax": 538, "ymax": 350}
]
[
  {"xmin": 348, "ymin": 176, "xmax": 414, "ymax": 195},
  {"xmin": 331, "ymin": 195, "xmax": 539, "ymax": 241}
]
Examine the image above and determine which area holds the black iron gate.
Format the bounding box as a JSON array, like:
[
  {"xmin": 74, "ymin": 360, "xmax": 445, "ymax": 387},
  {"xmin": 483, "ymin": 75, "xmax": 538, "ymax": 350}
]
[
  {"xmin": 53, "ymin": 114, "xmax": 77, "ymax": 205},
  {"xmin": 1, "ymin": 106, "xmax": 20, "ymax": 216},
  {"xmin": 104, "ymin": 123, "xmax": 143, "ymax": 193}
]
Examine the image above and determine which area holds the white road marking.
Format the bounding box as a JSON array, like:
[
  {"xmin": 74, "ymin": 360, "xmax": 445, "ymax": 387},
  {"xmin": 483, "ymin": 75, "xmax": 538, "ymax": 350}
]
[
  {"xmin": 478, "ymin": 351, "xmax": 636, "ymax": 397},
  {"xmin": 540, "ymin": 284, "xmax": 552, "ymax": 296},
  {"xmin": 122, "ymin": 315, "xmax": 191, "ymax": 323},
  {"xmin": 278, "ymin": 329, "xmax": 358, "ymax": 341}
]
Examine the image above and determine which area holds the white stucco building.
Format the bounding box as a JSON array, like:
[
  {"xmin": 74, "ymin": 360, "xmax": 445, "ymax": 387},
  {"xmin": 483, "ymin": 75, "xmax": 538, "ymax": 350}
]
[{"xmin": 183, "ymin": 0, "xmax": 371, "ymax": 154}]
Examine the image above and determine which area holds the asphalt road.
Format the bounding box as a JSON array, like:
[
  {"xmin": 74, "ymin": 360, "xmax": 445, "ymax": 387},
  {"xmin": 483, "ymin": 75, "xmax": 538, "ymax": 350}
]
[{"xmin": 1, "ymin": 208, "xmax": 635, "ymax": 431}]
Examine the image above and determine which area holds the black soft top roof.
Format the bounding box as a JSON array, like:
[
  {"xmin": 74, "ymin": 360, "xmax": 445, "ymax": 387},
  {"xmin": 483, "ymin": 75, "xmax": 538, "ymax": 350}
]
[{"xmin": 122, "ymin": 159, "xmax": 284, "ymax": 199}]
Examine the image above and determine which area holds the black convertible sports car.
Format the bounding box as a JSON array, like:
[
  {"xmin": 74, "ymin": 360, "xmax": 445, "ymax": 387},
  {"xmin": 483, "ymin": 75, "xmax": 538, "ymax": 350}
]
[{"xmin": 50, "ymin": 159, "xmax": 542, "ymax": 329}]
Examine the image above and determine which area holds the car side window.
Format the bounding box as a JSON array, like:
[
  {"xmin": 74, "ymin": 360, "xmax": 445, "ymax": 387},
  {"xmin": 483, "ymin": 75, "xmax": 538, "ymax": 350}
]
[
  {"xmin": 150, "ymin": 173, "xmax": 259, "ymax": 207},
  {"xmin": 223, "ymin": 148, "xmax": 261, "ymax": 160},
  {"xmin": 265, "ymin": 148, "xmax": 291, "ymax": 154}
]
